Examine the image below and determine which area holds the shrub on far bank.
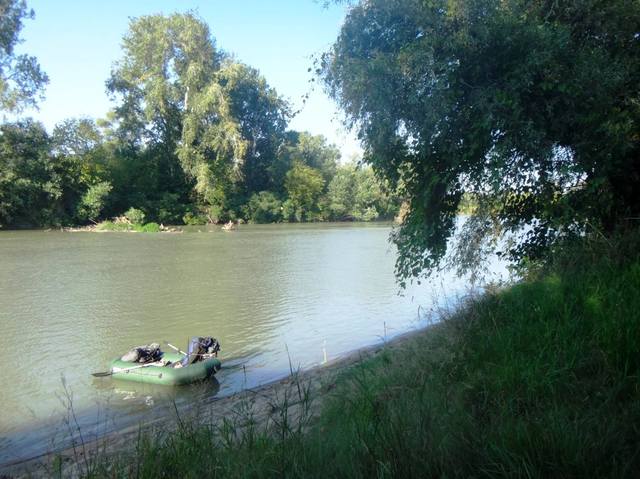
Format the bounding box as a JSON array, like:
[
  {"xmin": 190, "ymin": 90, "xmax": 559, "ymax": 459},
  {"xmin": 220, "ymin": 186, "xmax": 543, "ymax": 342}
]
[
  {"xmin": 95, "ymin": 220, "xmax": 129, "ymax": 232},
  {"xmin": 75, "ymin": 181, "xmax": 112, "ymax": 224},
  {"xmin": 124, "ymin": 207, "xmax": 145, "ymax": 225},
  {"xmin": 135, "ymin": 222, "xmax": 160, "ymax": 233},
  {"xmin": 182, "ymin": 211, "xmax": 208, "ymax": 225},
  {"xmin": 96, "ymin": 219, "xmax": 160, "ymax": 233},
  {"xmin": 244, "ymin": 191, "xmax": 283, "ymax": 223},
  {"xmin": 144, "ymin": 193, "xmax": 187, "ymax": 225}
]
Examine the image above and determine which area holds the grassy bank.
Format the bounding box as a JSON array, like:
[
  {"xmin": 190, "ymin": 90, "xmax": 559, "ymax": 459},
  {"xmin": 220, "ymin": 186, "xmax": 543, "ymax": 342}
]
[
  {"xmin": 96, "ymin": 221, "xmax": 162, "ymax": 233},
  {"xmin": 58, "ymin": 234, "xmax": 640, "ymax": 478}
]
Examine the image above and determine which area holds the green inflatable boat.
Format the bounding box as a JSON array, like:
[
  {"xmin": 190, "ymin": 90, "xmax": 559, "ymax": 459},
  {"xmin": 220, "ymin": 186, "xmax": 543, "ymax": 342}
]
[{"xmin": 110, "ymin": 352, "xmax": 221, "ymax": 386}]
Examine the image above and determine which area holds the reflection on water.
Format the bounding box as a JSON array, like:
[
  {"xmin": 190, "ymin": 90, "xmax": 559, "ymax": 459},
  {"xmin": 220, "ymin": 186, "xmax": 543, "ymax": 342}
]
[{"xmin": 0, "ymin": 223, "xmax": 505, "ymax": 465}]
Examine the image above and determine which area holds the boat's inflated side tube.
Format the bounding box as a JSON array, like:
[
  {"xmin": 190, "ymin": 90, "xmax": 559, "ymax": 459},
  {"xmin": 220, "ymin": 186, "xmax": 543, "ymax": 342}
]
[{"xmin": 110, "ymin": 352, "xmax": 221, "ymax": 386}]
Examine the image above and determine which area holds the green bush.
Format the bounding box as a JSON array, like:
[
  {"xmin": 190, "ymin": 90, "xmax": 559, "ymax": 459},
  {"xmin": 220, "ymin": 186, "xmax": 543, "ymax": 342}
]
[
  {"xmin": 147, "ymin": 193, "xmax": 186, "ymax": 224},
  {"xmin": 244, "ymin": 191, "xmax": 283, "ymax": 223},
  {"xmin": 96, "ymin": 220, "xmax": 129, "ymax": 232},
  {"xmin": 359, "ymin": 206, "xmax": 378, "ymax": 222},
  {"xmin": 124, "ymin": 207, "xmax": 146, "ymax": 225},
  {"xmin": 76, "ymin": 181, "xmax": 112, "ymax": 223},
  {"xmin": 136, "ymin": 222, "xmax": 160, "ymax": 233},
  {"xmin": 281, "ymin": 198, "xmax": 299, "ymax": 222},
  {"xmin": 182, "ymin": 211, "xmax": 207, "ymax": 225}
]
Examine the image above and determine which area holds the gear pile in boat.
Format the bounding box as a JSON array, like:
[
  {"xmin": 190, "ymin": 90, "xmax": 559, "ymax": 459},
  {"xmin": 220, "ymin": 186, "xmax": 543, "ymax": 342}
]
[
  {"xmin": 182, "ymin": 336, "xmax": 221, "ymax": 366},
  {"xmin": 120, "ymin": 337, "xmax": 221, "ymax": 368},
  {"xmin": 120, "ymin": 343, "xmax": 163, "ymax": 363}
]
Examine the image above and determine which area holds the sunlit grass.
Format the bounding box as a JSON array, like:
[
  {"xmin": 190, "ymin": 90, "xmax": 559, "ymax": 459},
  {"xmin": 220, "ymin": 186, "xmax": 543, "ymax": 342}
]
[{"xmin": 96, "ymin": 221, "xmax": 161, "ymax": 233}]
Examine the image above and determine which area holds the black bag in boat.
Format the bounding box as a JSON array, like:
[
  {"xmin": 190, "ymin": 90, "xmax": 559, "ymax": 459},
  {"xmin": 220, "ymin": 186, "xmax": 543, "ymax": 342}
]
[
  {"xmin": 182, "ymin": 337, "xmax": 221, "ymax": 366},
  {"xmin": 121, "ymin": 343, "xmax": 163, "ymax": 363}
]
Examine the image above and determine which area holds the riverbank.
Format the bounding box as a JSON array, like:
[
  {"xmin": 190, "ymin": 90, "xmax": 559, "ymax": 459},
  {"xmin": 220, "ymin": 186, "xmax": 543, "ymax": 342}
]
[
  {"xmin": 6, "ymin": 233, "xmax": 640, "ymax": 478},
  {"xmin": 3, "ymin": 218, "xmax": 398, "ymax": 234},
  {"xmin": 0, "ymin": 222, "xmax": 435, "ymax": 473},
  {"xmin": 1, "ymin": 325, "xmax": 441, "ymax": 478}
]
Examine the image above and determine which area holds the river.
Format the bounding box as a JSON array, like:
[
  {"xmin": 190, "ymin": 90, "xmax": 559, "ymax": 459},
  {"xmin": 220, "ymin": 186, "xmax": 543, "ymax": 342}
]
[{"xmin": 0, "ymin": 222, "xmax": 502, "ymax": 465}]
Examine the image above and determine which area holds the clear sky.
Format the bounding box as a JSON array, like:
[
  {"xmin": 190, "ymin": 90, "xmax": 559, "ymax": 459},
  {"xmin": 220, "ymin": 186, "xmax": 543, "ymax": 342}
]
[{"xmin": 18, "ymin": 0, "xmax": 361, "ymax": 159}]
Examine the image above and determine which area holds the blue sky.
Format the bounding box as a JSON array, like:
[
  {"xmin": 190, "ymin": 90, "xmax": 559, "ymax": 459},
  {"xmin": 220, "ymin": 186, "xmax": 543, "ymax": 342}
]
[{"xmin": 18, "ymin": 0, "xmax": 361, "ymax": 158}]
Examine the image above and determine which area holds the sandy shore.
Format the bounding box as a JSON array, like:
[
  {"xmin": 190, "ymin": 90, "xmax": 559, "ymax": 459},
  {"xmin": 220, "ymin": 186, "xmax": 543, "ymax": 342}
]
[{"xmin": 1, "ymin": 324, "xmax": 439, "ymax": 478}]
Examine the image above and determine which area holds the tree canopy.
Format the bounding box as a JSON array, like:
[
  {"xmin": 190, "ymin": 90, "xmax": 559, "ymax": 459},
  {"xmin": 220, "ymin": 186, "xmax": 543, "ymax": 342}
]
[
  {"xmin": 107, "ymin": 13, "xmax": 292, "ymax": 222},
  {"xmin": 0, "ymin": 0, "xmax": 48, "ymax": 113},
  {"xmin": 322, "ymin": 0, "xmax": 640, "ymax": 284},
  {"xmin": 0, "ymin": 9, "xmax": 399, "ymax": 229}
]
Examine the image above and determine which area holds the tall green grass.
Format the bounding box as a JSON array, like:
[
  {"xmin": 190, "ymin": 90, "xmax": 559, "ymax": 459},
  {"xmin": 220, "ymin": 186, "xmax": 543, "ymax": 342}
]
[
  {"xmin": 76, "ymin": 232, "xmax": 640, "ymax": 478},
  {"xmin": 96, "ymin": 221, "xmax": 160, "ymax": 233}
]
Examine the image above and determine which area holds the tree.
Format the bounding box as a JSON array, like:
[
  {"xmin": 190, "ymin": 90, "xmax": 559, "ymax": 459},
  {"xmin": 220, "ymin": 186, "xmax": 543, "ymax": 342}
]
[
  {"xmin": 280, "ymin": 131, "xmax": 340, "ymax": 186},
  {"xmin": 326, "ymin": 164, "xmax": 356, "ymax": 219},
  {"xmin": 284, "ymin": 163, "xmax": 325, "ymax": 221},
  {"xmin": 326, "ymin": 163, "xmax": 398, "ymax": 221},
  {"xmin": 244, "ymin": 191, "xmax": 283, "ymax": 223},
  {"xmin": 52, "ymin": 118, "xmax": 111, "ymax": 185},
  {"xmin": 107, "ymin": 12, "xmax": 218, "ymax": 147},
  {"xmin": 0, "ymin": 120, "xmax": 62, "ymax": 226},
  {"xmin": 322, "ymin": 0, "xmax": 640, "ymax": 284},
  {"xmin": 107, "ymin": 12, "xmax": 234, "ymax": 215},
  {"xmin": 0, "ymin": 0, "xmax": 48, "ymax": 113},
  {"xmin": 352, "ymin": 166, "xmax": 397, "ymax": 221},
  {"xmin": 108, "ymin": 13, "xmax": 292, "ymax": 221},
  {"xmin": 218, "ymin": 61, "xmax": 290, "ymax": 197},
  {"xmin": 76, "ymin": 181, "xmax": 111, "ymax": 223}
]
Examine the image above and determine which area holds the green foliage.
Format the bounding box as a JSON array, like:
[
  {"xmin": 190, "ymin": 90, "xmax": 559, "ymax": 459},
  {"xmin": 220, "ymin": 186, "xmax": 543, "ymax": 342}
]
[
  {"xmin": 107, "ymin": 12, "xmax": 293, "ymax": 219},
  {"xmin": 219, "ymin": 62, "xmax": 290, "ymax": 196},
  {"xmin": 96, "ymin": 219, "xmax": 160, "ymax": 233},
  {"xmin": 0, "ymin": 11, "xmax": 401, "ymax": 228},
  {"xmin": 284, "ymin": 163, "xmax": 324, "ymax": 222},
  {"xmin": 360, "ymin": 206, "xmax": 377, "ymax": 222},
  {"xmin": 95, "ymin": 220, "xmax": 129, "ymax": 232},
  {"xmin": 182, "ymin": 211, "xmax": 208, "ymax": 226},
  {"xmin": 136, "ymin": 222, "xmax": 160, "ymax": 233},
  {"xmin": 75, "ymin": 181, "xmax": 111, "ymax": 223},
  {"xmin": 52, "ymin": 118, "xmax": 112, "ymax": 186},
  {"xmin": 0, "ymin": 120, "xmax": 73, "ymax": 227},
  {"xmin": 0, "ymin": 0, "xmax": 48, "ymax": 112},
  {"xmin": 457, "ymin": 193, "xmax": 479, "ymax": 215},
  {"xmin": 280, "ymin": 131, "xmax": 340, "ymax": 187},
  {"xmin": 322, "ymin": 0, "xmax": 640, "ymax": 283},
  {"xmin": 281, "ymin": 198, "xmax": 298, "ymax": 222},
  {"xmin": 123, "ymin": 207, "xmax": 145, "ymax": 225},
  {"xmin": 108, "ymin": 12, "xmax": 238, "ymax": 216},
  {"xmin": 107, "ymin": 12, "xmax": 217, "ymax": 146},
  {"xmin": 325, "ymin": 163, "xmax": 398, "ymax": 221},
  {"xmin": 324, "ymin": 166, "xmax": 352, "ymax": 219},
  {"xmin": 144, "ymin": 193, "xmax": 186, "ymax": 225},
  {"xmin": 244, "ymin": 191, "xmax": 283, "ymax": 223}
]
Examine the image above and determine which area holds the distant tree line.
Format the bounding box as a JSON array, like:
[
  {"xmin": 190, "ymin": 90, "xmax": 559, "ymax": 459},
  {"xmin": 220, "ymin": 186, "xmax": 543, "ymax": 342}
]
[{"xmin": 0, "ymin": 6, "xmax": 398, "ymax": 228}]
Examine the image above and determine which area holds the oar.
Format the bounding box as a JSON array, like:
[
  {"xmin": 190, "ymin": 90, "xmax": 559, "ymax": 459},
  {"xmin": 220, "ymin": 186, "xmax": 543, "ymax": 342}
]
[
  {"xmin": 92, "ymin": 361, "xmax": 164, "ymax": 377},
  {"xmin": 164, "ymin": 341, "xmax": 214, "ymax": 359},
  {"xmin": 165, "ymin": 342, "xmax": 188, "ymax": 356}
]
